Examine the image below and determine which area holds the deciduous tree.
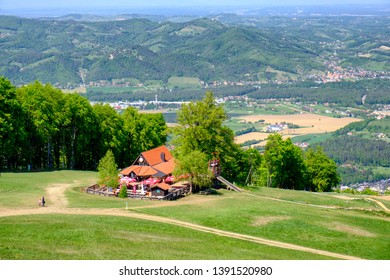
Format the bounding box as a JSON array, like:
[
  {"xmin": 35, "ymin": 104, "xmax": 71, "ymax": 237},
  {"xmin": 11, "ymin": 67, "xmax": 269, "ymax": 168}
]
[
  {"xmin": 97, "ymin": 150, "xmax": 118, "ymax": 188},
  {"xmin": 173, "ymin": 150, "xmax": 212, "ymax": 193},
  {"xmin": 0, "ymin": 77, "xmax": 28, "ymax": 169},
  {"xmin": 264, "ymin": 134, "xmax": 306, "ymax": 190},
  {"xmin": 17, "ymin": 81, "xmax": 64, "ymax": 169},
  {"xmin": 304, "ymin": 146, "xmax": 340, "ymax": 192},
  {"xmin": 172, "ymin": 91, "xmax": 244, "ymax": 183}
]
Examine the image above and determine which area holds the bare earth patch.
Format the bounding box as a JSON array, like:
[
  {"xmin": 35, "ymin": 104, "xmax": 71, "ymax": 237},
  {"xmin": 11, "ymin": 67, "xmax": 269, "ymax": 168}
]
[
  {"xmin": 252, "ymin": 216, "xmax": 291, "ymax": 226},
  {"xmin": 329, "ymin": 222, "xmax": 377, "ymax": 237},
  {"xmin": 365, "ymin": 198, "xmax": 390, "ymax": 213},
  {"xmin": 379, "ymin": 45, "xmax": 390, "ymax": 51},
  {"xmin": 45, "ymin": 184, "xmax": 71, "ymax": 208},
  {"xmin": 328, "ymin": 195, "xmax": 357, "ymax": 201},
  {"xmin": 377, "ymin": 195, "xmax": 390, "ymax": 201}
]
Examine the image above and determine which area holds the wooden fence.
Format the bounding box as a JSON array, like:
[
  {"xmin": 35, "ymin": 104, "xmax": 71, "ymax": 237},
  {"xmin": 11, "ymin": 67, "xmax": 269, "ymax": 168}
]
[{"xmin": 85, "ymin": 185, "xmax": 190, "ymax": 201}]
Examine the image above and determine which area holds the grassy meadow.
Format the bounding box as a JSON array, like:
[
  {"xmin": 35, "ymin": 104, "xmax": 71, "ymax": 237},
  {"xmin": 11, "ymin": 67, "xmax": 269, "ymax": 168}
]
[
  {"xmin": 0, "ymin": 214, "xmax": 330, "ymax": 260},
  {"xmin": 0, "ymin": 171, "xmax": 97, "ymax": 208},
  {"xmin": 137, "ymin": 190, "xmax": 390, "ymax": 260},
  {"xmin": 0, "ymin": 171, "xmax": 389, "ymax": 260}
]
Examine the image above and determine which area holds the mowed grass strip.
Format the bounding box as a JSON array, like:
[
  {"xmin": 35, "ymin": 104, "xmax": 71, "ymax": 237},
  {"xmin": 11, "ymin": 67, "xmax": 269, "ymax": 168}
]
[{"xmin": 0, "ymin": 214, "xmax": 332, "ymax": 260}]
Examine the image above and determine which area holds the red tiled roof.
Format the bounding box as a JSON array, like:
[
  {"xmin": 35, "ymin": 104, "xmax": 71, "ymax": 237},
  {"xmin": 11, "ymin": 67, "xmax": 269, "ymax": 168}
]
[
  {"xmin": 151, "ymin": 182, "xmax": 171, "ymax": 191},
  {"xmin": 121, "ymin": 145, "xmax": 175, "ymax": 177},
  {"xmin": 120, "ymin": 165, "xmax": 158, "ymax": 176},
  {"xmin": 140, "ymin": 145, "xmax": 173, "ymax": 166},
  {"xmin": 153, "ymin": 158, "xmax": 175, "ymax": 176}
]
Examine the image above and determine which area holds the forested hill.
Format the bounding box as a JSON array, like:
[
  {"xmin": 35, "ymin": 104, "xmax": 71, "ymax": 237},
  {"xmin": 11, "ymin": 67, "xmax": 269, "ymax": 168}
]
[{"xmin": 0, "ymin": 15, "xmax": 325, "ymax": 87}]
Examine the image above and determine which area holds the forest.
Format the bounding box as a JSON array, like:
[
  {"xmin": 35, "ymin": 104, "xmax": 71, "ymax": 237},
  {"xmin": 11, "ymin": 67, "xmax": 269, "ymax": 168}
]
[
  {"xmin": 247, "ymin": 79, "xmax": 390, "ymax": 106},
  {"xmin": 0, "ymin": 77, "xmax": 167, "ymax": 171},
  {"xmin": 318, "ymin": 135, "xmax": 390, "ymax": 167}
]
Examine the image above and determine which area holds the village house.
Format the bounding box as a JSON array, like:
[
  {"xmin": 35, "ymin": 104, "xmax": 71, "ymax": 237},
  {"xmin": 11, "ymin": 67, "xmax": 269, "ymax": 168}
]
[
  {"xmin": 87, "ymin": 145, "xmax": 240, "ymax": 198},
  {"xmin": 120, "ymin": 145, "xmax": 175, "ymax": 180},
  {"xmin": 118, "ymin": 145, "xmax": 190, "ymax": 199},
  {"xmin": 266, "ymin": 123, "xmax": 287, "ymax": 133}
]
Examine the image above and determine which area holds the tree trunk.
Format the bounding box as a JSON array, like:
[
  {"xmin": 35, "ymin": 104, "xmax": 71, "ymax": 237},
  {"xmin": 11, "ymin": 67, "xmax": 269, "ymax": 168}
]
[
  {"xmin": 47, "ymin": 137, "xmax": 53, "ymax": 169},
  {"xmin": 70, "ymin": 124, "xmax": 77, "ymax": 170}
]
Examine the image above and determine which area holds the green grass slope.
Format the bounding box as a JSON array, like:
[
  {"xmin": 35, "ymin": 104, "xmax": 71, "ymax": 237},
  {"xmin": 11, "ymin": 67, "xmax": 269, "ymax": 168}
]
[{"xmin": 0, "ymin": 171, "xmax": 389, "ymax": 260}]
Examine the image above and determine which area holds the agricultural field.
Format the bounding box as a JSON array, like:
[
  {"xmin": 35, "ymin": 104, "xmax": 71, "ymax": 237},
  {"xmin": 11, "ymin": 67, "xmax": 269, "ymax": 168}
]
[
  {"xmin": 167, "ymin": 76, "xmax": 201, "ymax": 90},
  {"xmin": 233, "ymin": 113, "xmax": 360, "ymax": 146},
  {"xmin": 1, "ymin": 171, "xmax": 389, "ymax": 260}
]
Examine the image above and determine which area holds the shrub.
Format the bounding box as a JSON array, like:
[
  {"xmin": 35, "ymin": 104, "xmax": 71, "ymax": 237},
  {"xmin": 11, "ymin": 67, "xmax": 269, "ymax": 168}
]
[
  {"xmin": 360, "ymin": 188, "xmax": 378, "ymax": 195},
  {"xmin": 340, "ymin": 188, "xmax": 357, "ymax": 194},
  {"xmin": 118, "ymin": 185, "xmax": 128, "ymax": 198}
]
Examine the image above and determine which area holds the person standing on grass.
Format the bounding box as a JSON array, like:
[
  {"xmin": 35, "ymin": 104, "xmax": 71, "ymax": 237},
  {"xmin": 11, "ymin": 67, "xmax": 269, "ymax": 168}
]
[
  {"xmin": 38, "ymin": 198, "xmax": 41, "ymax": 206},
  {"xmin": 41, "ymin": 196, "xmax": 45, "ymax": 207}
]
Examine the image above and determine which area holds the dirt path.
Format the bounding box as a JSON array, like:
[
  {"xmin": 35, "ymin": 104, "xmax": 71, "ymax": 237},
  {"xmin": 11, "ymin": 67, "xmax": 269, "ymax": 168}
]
[
  {"xmin": 366, "ymin": 197, "xmax": 390, "ymax": 213},
  {"xmin": 45, "ymin": 184, "xmax": 71, "ymax": 208},
  {"xmin": 0, "ymin": 182, "xmax": 364, "ymax": 260},
  {"xmin": 243, "ymin": 192, "xmax": 341, "ymax": 209}
]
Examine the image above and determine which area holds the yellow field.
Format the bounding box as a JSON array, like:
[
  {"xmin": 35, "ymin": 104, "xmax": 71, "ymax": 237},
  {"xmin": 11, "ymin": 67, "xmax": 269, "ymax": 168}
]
[
  {"xmin": 234, "ymin": 113, "xmax": 360, "ymax": 146},
  {"xmin": 235, "ymin": 132, "xmax": 297, "ymax": 144}
]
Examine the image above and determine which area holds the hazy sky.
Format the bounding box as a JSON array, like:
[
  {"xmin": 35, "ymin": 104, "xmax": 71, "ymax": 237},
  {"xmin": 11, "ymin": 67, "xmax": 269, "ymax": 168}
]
[{"xmin": 1, "ymin": 0, "xmax": 388, "ymax": 9}]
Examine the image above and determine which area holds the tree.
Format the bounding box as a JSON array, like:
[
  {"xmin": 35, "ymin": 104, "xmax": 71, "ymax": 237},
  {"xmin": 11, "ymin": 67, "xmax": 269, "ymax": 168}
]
[
  {"xmin": 172, "ymin": 91, "xmax": 244, "ymax": 183},
  {"xmin": 62, "ymin": 94, "xmax": 97, "ymax": 170},
  {"xmin": 97, "ymin": 150, "xmax": 118, "ymax": 188},
  {"xmin": 1, "ymin": 79, "xmax": 170, "ymax": 172},
  {"xmin": 173, "ymin": 91, "xmax": 228, "ymax": 156},
  {"xmin": 122, "ymin": 107, "xmax": 167, "ymax": 166},
  {"xmin": 304, "ymin": 146, "xmax": 340, "ymax": 192},
  {"xmin": 0, "ymin": 77, "xmax": 28, "ymax": 169},
  {"xmin": 93, "ymin": 103, "xmax": 125, "ymax": 167},
  {"xmin": 17, "ymin": 81, "xmax": 64, "ymax": 169},
  {"xmin": 263, "ymin": 134, "xmax": 306, "ymax": 190},
  {"xmin": 243, "ymin": 148, "xmax": 263, "ymax": 186},
  {"xmin": 173, "ymin": 150, "xmax": 212, "ymax": 193}
]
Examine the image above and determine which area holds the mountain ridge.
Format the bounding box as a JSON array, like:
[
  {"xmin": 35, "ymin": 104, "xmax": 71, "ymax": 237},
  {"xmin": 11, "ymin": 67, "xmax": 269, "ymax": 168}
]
[{"xmin": 0, "ymin": 14, "xmax": 388, "ymax": 89}]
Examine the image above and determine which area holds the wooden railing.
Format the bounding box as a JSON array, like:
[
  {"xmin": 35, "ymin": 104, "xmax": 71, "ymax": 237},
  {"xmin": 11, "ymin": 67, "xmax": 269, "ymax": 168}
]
[{"xmin": 85, "ymin": 185, "xmax": 191, "ymax": 200}]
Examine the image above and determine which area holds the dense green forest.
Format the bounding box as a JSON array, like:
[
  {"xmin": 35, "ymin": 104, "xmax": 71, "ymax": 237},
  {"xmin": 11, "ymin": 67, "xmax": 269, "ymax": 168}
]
[
  {"xmin": 0, "ymin": 15, "xmax": 388, "ymax": 89},
  {"xmin": 313, "ymin": 117, "xmax": 390, "ymax": 184},
  {"xmin": 247, "ymin": 79, "xmax": 390, "ymax": 106},
  {"xmin": 0, "ymin": 77, "xmax": 167, "ymax": 170},
  {"xmin": 318, "ymin": 135, "xmax": 390, "ymax": 167}
]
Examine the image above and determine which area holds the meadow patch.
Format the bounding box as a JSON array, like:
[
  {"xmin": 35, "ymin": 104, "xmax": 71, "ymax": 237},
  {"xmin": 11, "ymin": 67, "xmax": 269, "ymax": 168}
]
[
  {"xmin": 251, "ymin": 216, "xmax": 292, "ymax": 226},
  {"xmin": 328, "ymin": 222, "xmax": 377, "ymax": 237}
]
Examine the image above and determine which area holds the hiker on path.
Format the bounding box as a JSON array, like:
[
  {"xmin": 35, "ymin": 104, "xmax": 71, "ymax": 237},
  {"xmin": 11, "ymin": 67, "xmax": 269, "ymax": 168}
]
[
  {"xmin": 38, "ymin": 198, "xmax": 41, "ymax": 206},
  {"xmin": 41, "ymin": 196, "xmax": 45, "ymax": 207}
]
